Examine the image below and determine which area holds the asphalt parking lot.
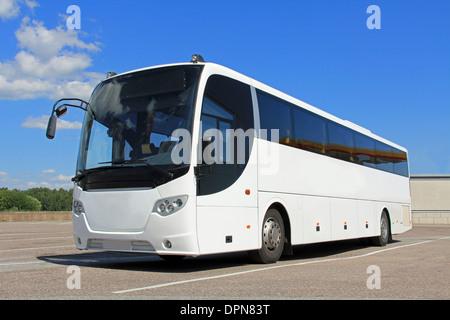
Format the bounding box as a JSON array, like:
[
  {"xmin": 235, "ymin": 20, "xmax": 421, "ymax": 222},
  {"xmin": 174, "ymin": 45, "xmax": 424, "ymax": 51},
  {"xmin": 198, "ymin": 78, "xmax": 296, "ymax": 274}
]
[{"xmin": 0, "ymin": 222, "xmax": 448, "ymax": 300}]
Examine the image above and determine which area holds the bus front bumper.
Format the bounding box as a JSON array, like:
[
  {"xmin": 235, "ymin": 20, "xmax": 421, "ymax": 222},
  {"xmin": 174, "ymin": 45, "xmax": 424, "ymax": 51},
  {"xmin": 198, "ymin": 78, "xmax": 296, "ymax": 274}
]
[{"xmin": 72, "ymin": 211, "xmax": 200, "ymax": 257}]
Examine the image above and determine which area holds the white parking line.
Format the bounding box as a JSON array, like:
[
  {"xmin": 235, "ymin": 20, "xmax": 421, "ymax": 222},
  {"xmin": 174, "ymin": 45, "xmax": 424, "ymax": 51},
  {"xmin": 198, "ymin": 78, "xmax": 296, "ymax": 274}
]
[
  {"xmin": 0, "ymin": 245, "xmax": 73, "ymax": 253},
  {"xmin": 0, "ymin": 236, "xmax": 72, "ymax": 242},
  {"xmin": 0, "ymin": 232, "xmax": 69, "ymax": 237},
  {"xmin": 0, "ymin": 261, "xmax": 44, "ymax": 267},
  {"xmin": 113, "ymin": 238, "xmax": 446, "ymax": 294}
]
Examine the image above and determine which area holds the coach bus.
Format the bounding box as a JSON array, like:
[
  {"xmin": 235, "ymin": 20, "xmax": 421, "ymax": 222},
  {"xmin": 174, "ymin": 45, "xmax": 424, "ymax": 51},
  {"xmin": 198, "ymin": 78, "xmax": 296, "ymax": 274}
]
[{"xmin": 46, "ymin": 55, "xmax": 411, "ymax": 263}]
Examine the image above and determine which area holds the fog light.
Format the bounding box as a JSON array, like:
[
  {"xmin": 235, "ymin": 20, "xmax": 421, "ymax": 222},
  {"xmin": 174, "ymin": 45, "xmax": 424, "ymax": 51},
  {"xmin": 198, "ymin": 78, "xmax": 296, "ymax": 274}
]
[{"xmin": 163, "ymin": 240, "xmax": 172, "ymax": 249}]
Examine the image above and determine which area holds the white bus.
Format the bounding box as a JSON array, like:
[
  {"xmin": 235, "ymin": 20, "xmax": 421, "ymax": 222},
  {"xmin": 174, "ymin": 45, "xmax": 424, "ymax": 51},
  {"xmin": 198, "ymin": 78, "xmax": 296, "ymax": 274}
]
[{"xmin": 47, "ymin": 55, "xmax": 411, "ymax": 263}]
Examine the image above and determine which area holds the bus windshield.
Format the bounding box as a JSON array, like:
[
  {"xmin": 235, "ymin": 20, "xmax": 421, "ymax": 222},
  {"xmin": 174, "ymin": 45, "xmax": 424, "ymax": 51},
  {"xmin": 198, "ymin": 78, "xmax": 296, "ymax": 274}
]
[{"xmin": 76, "ymin": 65, "xmax": 202, "ymax": 176}]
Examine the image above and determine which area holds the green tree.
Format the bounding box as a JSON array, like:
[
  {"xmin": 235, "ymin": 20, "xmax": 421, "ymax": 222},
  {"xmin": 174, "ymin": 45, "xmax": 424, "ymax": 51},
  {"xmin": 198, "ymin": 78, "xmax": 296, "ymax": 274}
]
[
  {"xmin": 25, "ymin": 188, "xmax": 73, "ymax": 211},
  {"xmin": 0, "ymin": 189, "xmax": 42, "ymax": 211}
]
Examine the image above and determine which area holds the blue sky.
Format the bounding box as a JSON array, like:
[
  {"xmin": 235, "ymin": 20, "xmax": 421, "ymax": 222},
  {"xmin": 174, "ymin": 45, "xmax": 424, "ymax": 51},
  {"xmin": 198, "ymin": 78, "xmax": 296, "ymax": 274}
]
[{"xmin": 0, "ymin": 0, "xmax": 449, "ymax": 189}]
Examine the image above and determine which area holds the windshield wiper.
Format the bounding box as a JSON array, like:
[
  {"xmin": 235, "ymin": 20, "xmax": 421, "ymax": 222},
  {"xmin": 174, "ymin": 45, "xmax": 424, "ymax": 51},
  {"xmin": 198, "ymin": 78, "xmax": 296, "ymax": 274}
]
[
  {"xmin": 98, "ymin": 160, "xmax": 174, "ymax": 180},
  {"xmin": 72, "ymin": 166, "xmax": 118, "ymax": 182}
]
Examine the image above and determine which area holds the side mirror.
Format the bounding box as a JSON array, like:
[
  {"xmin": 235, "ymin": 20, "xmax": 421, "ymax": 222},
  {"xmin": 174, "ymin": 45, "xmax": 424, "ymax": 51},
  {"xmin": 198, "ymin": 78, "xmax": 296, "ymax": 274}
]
[
  {"xmin": 46, "ymin": 115, "xmax": 57, "ymax": 140},
  {"xmin": 45, "ymin": 98, "xmax": 89, "ymax": 140}
]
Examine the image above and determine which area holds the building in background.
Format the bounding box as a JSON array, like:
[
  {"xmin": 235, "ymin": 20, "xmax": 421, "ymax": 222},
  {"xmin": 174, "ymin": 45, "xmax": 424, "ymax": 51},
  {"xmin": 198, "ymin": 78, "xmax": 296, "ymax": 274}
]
[{"xmin": 410, "ymin": 175, "xmax": 450, "ymax": 225}]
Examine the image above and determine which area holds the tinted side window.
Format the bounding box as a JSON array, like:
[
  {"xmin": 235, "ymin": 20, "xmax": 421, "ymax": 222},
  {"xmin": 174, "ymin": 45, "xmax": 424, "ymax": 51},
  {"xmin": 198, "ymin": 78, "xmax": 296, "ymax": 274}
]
[
  {"xmin": 375, "ymin": 141, "xmax": 394, "ymax": 173},
  {"xmin": 328, "ymin": 122, "xmax": 355, "ymax": 162},
  {"xmin": 255, "ymin": 90, "xmax": 408, "ymax": 177},
  {"xmin": 293, "ymin": 108, "xmax": 327, "ymax": 155},
  {"xmin": 393, "ymin": 149, "xmax": 409, "ymax": 177},
  {"xmin": 257, "ymin": 90, "xmax": 293, "ymax": 146},
  {"xmin": 354, "ymin": 133, "xmax": 376, "ymax": 168}
]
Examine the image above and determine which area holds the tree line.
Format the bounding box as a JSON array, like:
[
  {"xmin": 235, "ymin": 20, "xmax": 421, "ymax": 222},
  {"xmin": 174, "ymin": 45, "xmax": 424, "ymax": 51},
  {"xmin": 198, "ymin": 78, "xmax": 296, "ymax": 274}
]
[{"xmin": 0, "ymin": 187, "xmax": 73, "ymax": 212}]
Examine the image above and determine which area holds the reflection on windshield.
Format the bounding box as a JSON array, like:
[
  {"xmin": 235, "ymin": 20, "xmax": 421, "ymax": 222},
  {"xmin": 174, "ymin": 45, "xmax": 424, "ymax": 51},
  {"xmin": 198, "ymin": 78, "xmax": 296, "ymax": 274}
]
[{"xmin": 77, "ymin": 66, "xmax": 202, "ymax": 173}]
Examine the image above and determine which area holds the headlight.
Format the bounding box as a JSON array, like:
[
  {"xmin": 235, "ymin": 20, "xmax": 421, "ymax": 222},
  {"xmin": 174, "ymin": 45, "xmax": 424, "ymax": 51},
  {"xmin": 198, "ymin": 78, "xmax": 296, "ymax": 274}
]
[
  {"xmin": 153, "ymin": 196, "xmax": 188, "ymax": 216},
  {"xmin": 73, "ymin": 200, "xmax": 85, "ymax": 216}
]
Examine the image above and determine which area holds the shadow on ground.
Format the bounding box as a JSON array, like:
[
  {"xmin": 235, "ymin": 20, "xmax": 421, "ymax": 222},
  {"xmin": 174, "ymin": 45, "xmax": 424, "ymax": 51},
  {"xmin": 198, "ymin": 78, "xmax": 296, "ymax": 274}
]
[{"xmin": 38, "ymin": 237, "xmax": 398, "ymax": 273}]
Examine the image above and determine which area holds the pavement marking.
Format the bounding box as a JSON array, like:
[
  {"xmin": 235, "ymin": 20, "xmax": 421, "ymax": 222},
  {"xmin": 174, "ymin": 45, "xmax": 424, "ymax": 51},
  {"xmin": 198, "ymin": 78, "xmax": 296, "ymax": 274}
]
[
  {"xmin": 0, "ymin": 236, "xmax": 72, "ymax": 242},
  {"xmin": 0, "ymin": 245, "xmax": 74, "ymax": 253},
  {"xmin": 0, "ymin": 231, "xmax": 69, "ymax": 237},
  {"xmin": 0, "ymin": 261, "xmax": 45, "ymax": 267},
  {"xmin": 113, "ymin": 237, "xmax": 448, "ymax": 294}
]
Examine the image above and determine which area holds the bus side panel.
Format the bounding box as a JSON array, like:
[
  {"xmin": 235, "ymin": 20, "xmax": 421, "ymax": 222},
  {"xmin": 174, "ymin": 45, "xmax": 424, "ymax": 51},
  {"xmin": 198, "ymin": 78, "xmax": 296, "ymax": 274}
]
[
  {"xmin": 257, "ymin": 140, "xmax": 411, "ymax": 245},
  {"xmin": 302, "ymin": 195, "xmax": 331, "ymax": 244},
  {"xmin": 385, "ymin": 202, "xmax": 412, "ymax": 235},
  {"xmin": 257, "ymin": 141, "xmax": 410, "ymax": 204},
  {"xmin": 357, "ymin": 200, "xmax": 376, "ymax": 238},
  {"xmin": 197, "ymin": 206, "xmax": 258, "ymax": 254},
  {"xmin": 330, "ymin": 197, "xmax": 358, "ymax": 241}
]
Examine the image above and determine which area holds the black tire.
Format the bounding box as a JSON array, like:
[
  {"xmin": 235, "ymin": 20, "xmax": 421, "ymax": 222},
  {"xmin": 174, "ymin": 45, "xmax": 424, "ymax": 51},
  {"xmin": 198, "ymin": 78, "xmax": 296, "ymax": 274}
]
[
  {"xmin": 249, "ymin": 209, "xmax": 285, "ymax": 264},
  {"xmin": 371, "ymin": 211, "xmax": 391, "ymax": 246}
]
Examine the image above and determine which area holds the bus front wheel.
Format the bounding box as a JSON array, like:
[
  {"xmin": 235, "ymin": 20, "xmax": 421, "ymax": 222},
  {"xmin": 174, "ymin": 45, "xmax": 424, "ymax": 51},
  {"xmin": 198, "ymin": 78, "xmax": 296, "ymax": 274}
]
[{"xmin": 249, "ymin": 208, "xmax": 285, "ymax": 264}]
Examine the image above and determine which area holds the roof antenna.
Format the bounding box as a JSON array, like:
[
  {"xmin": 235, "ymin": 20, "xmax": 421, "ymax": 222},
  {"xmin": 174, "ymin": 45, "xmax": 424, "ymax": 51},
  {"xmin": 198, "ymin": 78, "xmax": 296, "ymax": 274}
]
[{"xmin": 191, "ymin": 54, "xmax": 205, "ymax": 63}]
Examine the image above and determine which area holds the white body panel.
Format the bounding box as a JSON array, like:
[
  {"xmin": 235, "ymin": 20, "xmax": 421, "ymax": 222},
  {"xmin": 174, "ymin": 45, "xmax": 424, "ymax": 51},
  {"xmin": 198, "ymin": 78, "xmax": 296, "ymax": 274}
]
[{"xmin": 257, "ymin": 140, "xmax": 411, "ymax": 246}]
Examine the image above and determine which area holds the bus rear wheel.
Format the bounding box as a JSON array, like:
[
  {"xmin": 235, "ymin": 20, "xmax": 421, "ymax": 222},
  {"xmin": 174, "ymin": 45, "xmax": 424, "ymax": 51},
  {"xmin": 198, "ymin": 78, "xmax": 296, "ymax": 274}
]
[
  {"xmin": 371, "ymin": 211, "xmax": 391, "ymax": 246},
  {"xmin": 249, "ymin": 208, "xmax": 285, "ymax": 264}
]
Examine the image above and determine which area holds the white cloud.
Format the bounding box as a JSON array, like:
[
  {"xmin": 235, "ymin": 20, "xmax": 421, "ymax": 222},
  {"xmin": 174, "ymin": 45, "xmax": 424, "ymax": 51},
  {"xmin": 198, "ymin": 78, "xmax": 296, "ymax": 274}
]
[
  {"xmin": 21, "ymin": 115, "xmax": 82, "ymax": 130},
  {"xmin": 24, "ymin": 0, "xmax": 38, "ymax": 10},
  {"xmin": 0, "ymin": 0, "xmax": 38, "ymax": 21},
  {"xmin": 1, "ymin": 170, "xmax": 74, "ymax": 190},
  {"xmin": 15, "ymin": 50, "xmax": 92, "ymax": 79},
  {"xmin": 0, "ymin": 11, "xmax": 103, "ymax": 101},
  {"xmin": 51, "ymin": 174, "xmax": 72, "ymax": 182},
  {"xmin": 0, "ymin": 0, "xmax": 20, "ymax": 20},
  {"xmin": 15, "ymin": 18, "xmax": 100, "ymax": 59}
]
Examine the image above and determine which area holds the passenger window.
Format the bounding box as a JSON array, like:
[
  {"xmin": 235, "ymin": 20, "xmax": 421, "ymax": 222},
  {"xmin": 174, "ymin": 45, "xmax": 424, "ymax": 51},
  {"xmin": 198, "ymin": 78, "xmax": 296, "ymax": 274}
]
[
  {"xmin": 257, "ymin": 90, "xmax": 293, "ymax": 146},
  {"xmin": 354, "ymin": 133, "xmax": 376, "ymax": 168},
  {"xmin": 393, "ymin": 149, "xmax": 409, "ymax": 177},
  {"xmin": 328, "ymin": 122, "xmax": 355, "ymax": 162},
  {"xmin": 293, "ymin": 108, "xmax": 327, "ymax": 155},
  {"xmin": 375, "ymin": 141, "xmax": 394, "ymax": 173}
]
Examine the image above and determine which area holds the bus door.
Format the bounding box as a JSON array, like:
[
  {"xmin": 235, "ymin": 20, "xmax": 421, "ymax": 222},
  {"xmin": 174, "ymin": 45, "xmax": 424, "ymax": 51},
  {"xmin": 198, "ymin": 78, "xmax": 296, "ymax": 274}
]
[{"xmin": 196, "ymin": 75, "xmax": 259, "ymax": 254}]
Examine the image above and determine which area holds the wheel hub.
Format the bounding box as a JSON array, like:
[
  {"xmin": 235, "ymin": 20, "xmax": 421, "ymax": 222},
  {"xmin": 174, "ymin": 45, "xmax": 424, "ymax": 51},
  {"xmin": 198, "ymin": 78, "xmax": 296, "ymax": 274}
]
[{"xmin": 263, "ymin": 218, "xmax": 281, "ymax": 251}]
